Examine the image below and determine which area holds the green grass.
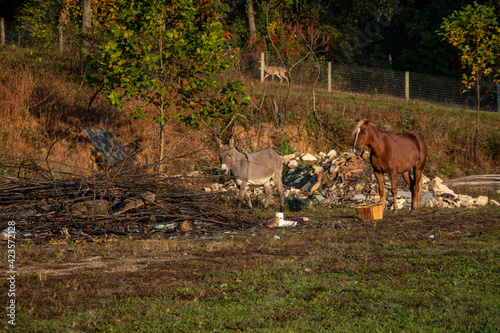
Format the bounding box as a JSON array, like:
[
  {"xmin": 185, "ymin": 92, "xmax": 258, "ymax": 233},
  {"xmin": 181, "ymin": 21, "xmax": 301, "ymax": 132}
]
[{"xmin": 11, "ymin": 227, "xmax": 500, "ymax": 332}]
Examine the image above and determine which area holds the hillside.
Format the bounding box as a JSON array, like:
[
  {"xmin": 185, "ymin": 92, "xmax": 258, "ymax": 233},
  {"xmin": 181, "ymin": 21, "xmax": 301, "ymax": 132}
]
[{"xmin": 0, "ymin": 46, "xmax": 499, "ymax": 182}]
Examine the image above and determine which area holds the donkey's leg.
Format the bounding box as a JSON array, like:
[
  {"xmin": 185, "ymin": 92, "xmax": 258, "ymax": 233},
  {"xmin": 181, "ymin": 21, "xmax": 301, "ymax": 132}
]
[
  {"xmin": 390, "ymin": 172, "xmax": 399, "ymax": 212},
  {"xmin": 374, "ymin": 171, "xmax": 386, "ymax": 207},
  {"xmin": 244, "ymin": 190, "xmax": 253, "ymax": 209},
  {"xmin": 237, "ymin": 181, "xmax": 251, "ymax": 209},
  {"xmin": 263, "ymin": 183, "xmax": 272, "ymax": 208},
  {"xmin": 272, "ymin": 175, "xmax": 286, "ymax": 211}
]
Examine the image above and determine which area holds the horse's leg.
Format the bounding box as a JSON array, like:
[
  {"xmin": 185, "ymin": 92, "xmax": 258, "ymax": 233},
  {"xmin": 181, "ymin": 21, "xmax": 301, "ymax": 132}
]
[
  {"xmin": 403, "ymin": 171, "xmax": 414, "ymax": 211},
  {"xmin": 263, "ymin": 183, "xmax": 272, "ymax": 208},
  {"xmin": 390, "ymin": 172, "xmax": 399, "ymax": 212},
  {"xmin": 402, "ymin": 171, "xmax": 411, "ymax": 189},
  {"xmin": 413, "ymin": 167, "xmax": 423, "ymax": 210},
  {"xmin": 374, "ymin": 171, "xmax": 386, "ymax": 207}
]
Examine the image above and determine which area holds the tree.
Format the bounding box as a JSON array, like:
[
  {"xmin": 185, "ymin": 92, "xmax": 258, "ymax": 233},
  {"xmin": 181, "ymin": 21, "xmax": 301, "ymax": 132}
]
[
  {"xmin": 439, "ymin": 2, "xmax": 499, "ymax": 160},
  {"xmin": 15, "ymin": 0, "xmax": 61, "ymax": 44},
  {"xmin": 84, "ymin": 0, "xmax": 248, "ymax": 173},
  {"xmin": 261, "ymin": 1, "xmax": 329, "ymax": 123},
  {"xmin": 247, "ymin": 0, "xmax": 257, "ymax": 45},
  {"xmin": 81, "ymin": 0, "xmax": 92, "ymax": 48}
]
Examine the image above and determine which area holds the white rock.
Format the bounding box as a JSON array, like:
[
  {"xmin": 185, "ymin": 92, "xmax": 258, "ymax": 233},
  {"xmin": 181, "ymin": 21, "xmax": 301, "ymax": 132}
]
[
  {"xmin": 490, "ymin": 199, "xmax": 499, "ymax": 206},
  {"xmin": 474, "ymin": 196, "xmax": 489, "ymax": 206},
  {"xmin": 211, "ymin": 183, "xmax": 223, "ymax": 191},
  {"xmin": 429, "ymin": 176, "xmax": 444, "ymax": 187},
  {"xmin": 283, "ymin": 153, "xmax": 296, "ymax": 160},
  {"xmin": 301, "ymin": 153, "xmax": 317, "ymax": 162},
  {"xmin": 327, "ymin": 149, "xmax": 337, "ymax": 157},
  {"xmin": 288, "ymin": 160, "xmax": 298, "ymax": 169},
  {"xmin": 313, "ymin": 165, "xmax": 324, "ymax": 174},
  {"xmin": 429, "ymin": 177, "xmax": 455, "ymax": 195}
]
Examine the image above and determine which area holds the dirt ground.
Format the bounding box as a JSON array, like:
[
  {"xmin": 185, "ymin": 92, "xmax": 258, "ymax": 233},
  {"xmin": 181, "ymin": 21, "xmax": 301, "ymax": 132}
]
[{"xmin": 2, "ymin": 203, "xmax": 499, "ymax": 323}]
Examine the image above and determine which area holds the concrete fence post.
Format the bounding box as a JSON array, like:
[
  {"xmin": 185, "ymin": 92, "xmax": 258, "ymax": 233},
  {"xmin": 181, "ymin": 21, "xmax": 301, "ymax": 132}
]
[{"xmin": 405, "ymin": 71, "xmax": 410, "ymax": 100}]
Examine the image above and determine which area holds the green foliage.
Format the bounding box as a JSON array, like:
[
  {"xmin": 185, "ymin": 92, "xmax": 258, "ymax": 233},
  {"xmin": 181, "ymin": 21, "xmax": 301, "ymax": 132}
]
[
  {"xmin": 84, "ymin": 0, "xmax": 248, "ymax": 129},
  {"xmin": 439, "ymin": 2, "xmax": 500, "ymax": 89},
  {"xmin": 286, "ymin": 197, "xmax": 306, "ymax": 211},
  {"xmin": 15, "ymin": 0, "xmax": 60, "ymax": 43},
  {"xmin": 273, "ymin": 139, "xmax": 295, "ymax": 156}
]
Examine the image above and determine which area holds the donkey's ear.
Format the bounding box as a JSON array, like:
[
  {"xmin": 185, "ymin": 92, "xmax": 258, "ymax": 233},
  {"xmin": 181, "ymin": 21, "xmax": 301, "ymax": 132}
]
[
  {"xmin": 229, "ymin": 136, "xmax": 235, "ymax": 148},
  {"xmin": 216, "ymin": 136, "xmax": 223, "ymax": 148}
]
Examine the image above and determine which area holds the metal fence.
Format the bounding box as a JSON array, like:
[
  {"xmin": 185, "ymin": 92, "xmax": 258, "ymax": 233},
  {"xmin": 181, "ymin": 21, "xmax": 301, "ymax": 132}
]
[
  {"xmin": 1, "ymin": 20, "xmax": 498, "ymax": 113},
  {"xmin": 250, "ymin": 53, "xmax": 499, "ymax": 112}
]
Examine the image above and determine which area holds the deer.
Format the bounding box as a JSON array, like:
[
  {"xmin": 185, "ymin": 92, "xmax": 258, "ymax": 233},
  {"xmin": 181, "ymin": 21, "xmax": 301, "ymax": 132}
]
[{"xmin": 259, "ymin": 60, "xmax": 289, "ymax": 84}]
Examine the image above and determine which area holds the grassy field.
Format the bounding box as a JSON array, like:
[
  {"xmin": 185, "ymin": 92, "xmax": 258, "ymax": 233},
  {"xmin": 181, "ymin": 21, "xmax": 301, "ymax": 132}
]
[
  {"xmin": 1, "ymin": 45, "xmax": 499, "ymax": 332},
  {"xmin": 2, "ymin": 206, "xmax": 499, "ymax": 332}
]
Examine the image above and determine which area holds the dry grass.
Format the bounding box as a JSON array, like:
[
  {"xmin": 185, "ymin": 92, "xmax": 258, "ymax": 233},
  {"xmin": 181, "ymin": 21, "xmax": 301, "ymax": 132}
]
[{"xmin": 0, "ymin": 46, "xmax": 499, "ymax": 180}]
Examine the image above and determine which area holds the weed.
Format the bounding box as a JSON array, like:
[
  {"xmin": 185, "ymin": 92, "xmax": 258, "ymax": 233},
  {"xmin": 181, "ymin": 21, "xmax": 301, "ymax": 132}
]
[
  {"xmin": 273, "ymin": 139, "xmax": 295, "ymax": 156},
  {"xmin": 286, "ymin": 197, "xmax": 306, "ymax": 211}
]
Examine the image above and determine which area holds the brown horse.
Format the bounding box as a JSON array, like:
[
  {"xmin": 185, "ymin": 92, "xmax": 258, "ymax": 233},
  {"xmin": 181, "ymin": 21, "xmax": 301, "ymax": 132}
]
[{"xmin": 352, "ymin": 119, "xmax": 428, "ymax": 212}]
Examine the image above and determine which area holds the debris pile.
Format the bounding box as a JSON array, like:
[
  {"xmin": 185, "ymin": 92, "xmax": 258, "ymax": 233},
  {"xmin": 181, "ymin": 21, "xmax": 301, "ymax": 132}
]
[
  {"xmin": 212, "ymin": 149, "xmax": 498, "ymax": 210},
  {"xmin": 0, "ymin": 176, "xmax": 259, "ymax": 241}
]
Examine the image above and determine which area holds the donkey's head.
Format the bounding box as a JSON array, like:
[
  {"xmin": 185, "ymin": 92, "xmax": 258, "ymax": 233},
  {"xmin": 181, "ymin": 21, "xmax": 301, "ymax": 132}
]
[
  {"xmin": 217, "ymin": 137, "xmax": 238, "ymax": 176},
  {"xmin": 352, "ymin": 118, "xmax": 371, "ymax": 156}
]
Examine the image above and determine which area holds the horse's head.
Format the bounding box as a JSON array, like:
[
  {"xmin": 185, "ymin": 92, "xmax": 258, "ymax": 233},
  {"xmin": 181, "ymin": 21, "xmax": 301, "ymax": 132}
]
[
  {"xmin": 217, "ymin": 137, "xmax": 237, "ymax": 175},
  {"xmin": 352, "ymin": 119, "xmax": 371, "ymax": 156}
]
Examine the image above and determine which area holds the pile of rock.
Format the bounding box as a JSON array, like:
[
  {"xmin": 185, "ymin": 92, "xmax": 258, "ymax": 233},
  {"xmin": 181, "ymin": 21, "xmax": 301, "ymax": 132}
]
[{"xmin": 210, "ymin": 149, "xmax": 498, "ymax": 210}]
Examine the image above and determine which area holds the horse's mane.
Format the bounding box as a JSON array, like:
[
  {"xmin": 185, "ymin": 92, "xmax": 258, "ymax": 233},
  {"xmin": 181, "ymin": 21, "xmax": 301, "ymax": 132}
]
[{"xmin": 352, "ymin": 119, "xmax": 369, "ymax": 137}]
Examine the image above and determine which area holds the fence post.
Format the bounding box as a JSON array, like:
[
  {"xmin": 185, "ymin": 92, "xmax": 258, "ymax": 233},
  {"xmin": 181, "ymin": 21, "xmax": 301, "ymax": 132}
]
[
  {"xmin": 260, "ymin": 52, "xmax": 265, "ymax": 82},
  {"xmin": 1, "ymin": 18, "xmax": 5, "ymax": 46},
  {"xmin": 328, "ymin": 62, "xmax": 332, "ymax": 92},
  {"xmin": 405, "ymin": 71, "xmax": 410, "ymax": 100}
]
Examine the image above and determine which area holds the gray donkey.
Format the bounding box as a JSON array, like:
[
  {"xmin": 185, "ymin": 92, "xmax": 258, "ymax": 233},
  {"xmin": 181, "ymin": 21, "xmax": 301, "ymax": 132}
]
[{"xmin": 218, "ymin": 137, "xmax": 285, "ymax": 211}]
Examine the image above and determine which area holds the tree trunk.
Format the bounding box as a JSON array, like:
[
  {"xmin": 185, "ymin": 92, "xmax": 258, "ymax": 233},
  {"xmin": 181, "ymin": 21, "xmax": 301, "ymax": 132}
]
[
  {"xmin": 247, "ymin": 0, "xmax": 257, "ymax": 46},
  {"xmin": 82, "ymin": 0, "xmax": 92, "ymax": 49},
  {"xmin": 159, "ymin": 104, "xmax": 165, "ymax": 174},
  {"xmin": 474, "ymin": 72, "xmax": 480, "ymax": 162},
  {"xmin": 158, "ymin": 17, "xmax": 166, "ymax": 174},
  {"xmin": 58, "ymin": 1, "xmax": 68, "ymax": 52}
]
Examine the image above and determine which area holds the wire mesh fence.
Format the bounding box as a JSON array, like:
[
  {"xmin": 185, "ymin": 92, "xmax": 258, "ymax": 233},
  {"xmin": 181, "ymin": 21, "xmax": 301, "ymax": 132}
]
[
  {"xmin": 1, "ymin": 19, "xmax": 498, "ymax": 113},
  {"xmin": 245, "ymin": 53, "xmax": 499, "ymax": 112}
]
